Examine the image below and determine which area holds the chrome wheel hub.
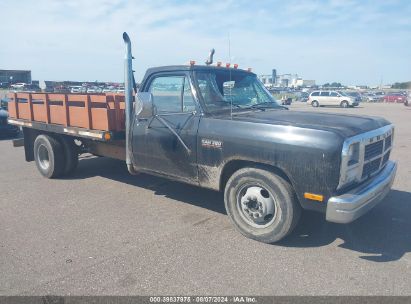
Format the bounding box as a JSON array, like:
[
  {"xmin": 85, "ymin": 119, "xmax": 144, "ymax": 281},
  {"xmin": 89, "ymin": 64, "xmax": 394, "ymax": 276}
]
[
  {"xmin": 238, "ymin": 186, "xmax": 276, "ymax": 228},
  {"xmin": 38, "ymin": 144, "xmax": 50, "ymax": 170}
]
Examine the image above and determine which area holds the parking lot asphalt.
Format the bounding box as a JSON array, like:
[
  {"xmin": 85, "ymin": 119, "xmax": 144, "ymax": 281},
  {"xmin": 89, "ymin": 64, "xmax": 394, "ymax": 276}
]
[{"xmin": 0, "ymin": 102, "xmax": 410, "ymax": 296}]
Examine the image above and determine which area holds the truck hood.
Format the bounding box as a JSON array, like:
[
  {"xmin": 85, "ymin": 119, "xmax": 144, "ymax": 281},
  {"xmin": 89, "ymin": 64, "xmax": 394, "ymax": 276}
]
[{"xmin": 227, "ymin": 109, "xmax": 390, "ymax": 138}]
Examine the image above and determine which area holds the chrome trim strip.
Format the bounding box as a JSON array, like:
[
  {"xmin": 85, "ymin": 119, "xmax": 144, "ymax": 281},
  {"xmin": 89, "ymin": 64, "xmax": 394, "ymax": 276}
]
[
  {"xmin": 63, "ymin": 128, "xmax": 104, "ymax": 139},
  {"xmin": 7, "ymin": 119, "xmax": 32, "ymax": 127}
]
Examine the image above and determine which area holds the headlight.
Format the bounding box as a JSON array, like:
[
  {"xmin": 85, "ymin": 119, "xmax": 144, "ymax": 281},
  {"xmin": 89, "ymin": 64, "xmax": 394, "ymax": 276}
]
[
  {"xmin": 347, "ymin": 142, "xmax": 360, "ymax": 166},
  {"xmin": 338, "ymin": 141, "xmax": 361, "ymax": 188}
]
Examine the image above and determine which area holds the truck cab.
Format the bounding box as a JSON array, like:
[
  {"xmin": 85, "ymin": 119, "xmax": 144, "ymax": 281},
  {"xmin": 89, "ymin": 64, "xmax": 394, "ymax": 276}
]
[{"xmin": 131, "ymin": 65, "xmax": 285, "ymax": 186}]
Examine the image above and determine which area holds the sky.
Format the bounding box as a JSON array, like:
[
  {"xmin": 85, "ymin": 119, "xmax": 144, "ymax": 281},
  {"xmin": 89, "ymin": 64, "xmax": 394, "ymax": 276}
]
[{"xmin": 0, "ymin": 0, "xmax": 410, "ymax": 86}]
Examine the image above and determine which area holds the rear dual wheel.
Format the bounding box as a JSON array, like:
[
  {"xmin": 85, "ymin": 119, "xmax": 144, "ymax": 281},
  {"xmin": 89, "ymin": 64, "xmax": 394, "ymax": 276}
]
[{"xmin": 34, "ymin": 134, "xmax": 78, "ymax": 178}]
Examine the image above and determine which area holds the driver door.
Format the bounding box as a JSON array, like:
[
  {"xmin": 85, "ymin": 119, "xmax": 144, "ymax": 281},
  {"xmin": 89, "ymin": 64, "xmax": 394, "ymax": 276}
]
[{"xmin": 132, "ymin": 73, "xmax": 200, "ymax": 183}]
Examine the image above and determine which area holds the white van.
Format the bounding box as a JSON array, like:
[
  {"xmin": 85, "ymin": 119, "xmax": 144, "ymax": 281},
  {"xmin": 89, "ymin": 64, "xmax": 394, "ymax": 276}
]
[{"xmin": 308, "ymin": 91, "xmax": 359, "ymax": 108}]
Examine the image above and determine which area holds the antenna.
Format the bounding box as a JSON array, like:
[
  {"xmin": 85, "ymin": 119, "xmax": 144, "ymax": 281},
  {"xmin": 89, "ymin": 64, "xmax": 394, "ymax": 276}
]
[
  {"xmin": 205, "ymin": 48, "xmax": 215, "ymax": 65},
  {"xmin": 228, "ymin": 32, "xmax": 232, "ymax": 120}
]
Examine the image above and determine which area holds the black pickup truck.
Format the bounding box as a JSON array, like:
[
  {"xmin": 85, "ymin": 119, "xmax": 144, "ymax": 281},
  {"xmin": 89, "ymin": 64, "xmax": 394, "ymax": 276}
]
[{"xmin": 9, "ymin": 33, "xmax": 397, "ymax": 243}]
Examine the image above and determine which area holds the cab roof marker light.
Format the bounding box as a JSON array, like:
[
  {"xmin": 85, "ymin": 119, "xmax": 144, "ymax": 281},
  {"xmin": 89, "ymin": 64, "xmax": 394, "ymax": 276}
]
[
  {"xmin": 189, "ymin": 60, "xmax": 195, "ymax": 66},
  {"xmin": 216, "ymin": 62, "xmax": 222, "ymax": 67},
  {"xmin": 234, "ymin": 64, "xmax": 238, "ymax": 69},
  {"xmin": 247, "ymin": 68, "xmax": 252, "ymax": 72},
  {"xmin": 226, "ymin": 63, "xmax": 231, "ymax": 68}
]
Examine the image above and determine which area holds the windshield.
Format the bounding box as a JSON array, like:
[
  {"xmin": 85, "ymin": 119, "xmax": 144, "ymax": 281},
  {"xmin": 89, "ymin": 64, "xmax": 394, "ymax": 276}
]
[{"xmin": 195, "ymin": 70, "xmax": 279, "ymax": 111}]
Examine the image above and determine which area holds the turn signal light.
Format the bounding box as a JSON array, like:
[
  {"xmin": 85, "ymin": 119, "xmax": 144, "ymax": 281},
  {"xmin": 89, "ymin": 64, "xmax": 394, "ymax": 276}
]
[
  {"xmin": 304, "ymin": 192, "xmax": 324, "ymax": 202},
  {"xmin": 104, "ymin": 132, "xmax": 111, "ymax": 141}
]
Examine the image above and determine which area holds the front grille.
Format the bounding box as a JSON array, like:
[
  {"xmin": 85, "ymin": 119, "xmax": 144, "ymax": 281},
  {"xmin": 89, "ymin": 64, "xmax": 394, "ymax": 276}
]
[
  {"xmin": 339, "ymin": 126, "xmax": 394, "ymax": 189},
  {"xmin": 382, "ymin": 151, "xmax": 390, "ymax": 166},
  {"xmin": 364, "ymin": 140, "xmax": 383, "ymax": 160},
  {"xmin": 362, "ymin": 158, "xmax": 381, "ymax": 178},
  {"xmin": 385, "ymin": 135, "xmax": 392, "ymax": 151}
]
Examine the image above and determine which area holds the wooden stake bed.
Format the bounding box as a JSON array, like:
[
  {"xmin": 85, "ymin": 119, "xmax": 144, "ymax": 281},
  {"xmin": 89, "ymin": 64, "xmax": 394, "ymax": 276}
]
[{"xmin": 7, "ymin": 92, "xmax": 126, "ymax": 141}]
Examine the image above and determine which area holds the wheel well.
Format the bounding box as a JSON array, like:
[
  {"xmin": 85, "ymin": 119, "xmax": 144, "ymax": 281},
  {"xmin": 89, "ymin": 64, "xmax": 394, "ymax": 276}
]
[
  {"xmin": 219, "ymin": 160, "xmax": 293, "ymax": 191},
  {"xmin": 22, "ymin": 128, "xmax": 79, "ymax": 162}
]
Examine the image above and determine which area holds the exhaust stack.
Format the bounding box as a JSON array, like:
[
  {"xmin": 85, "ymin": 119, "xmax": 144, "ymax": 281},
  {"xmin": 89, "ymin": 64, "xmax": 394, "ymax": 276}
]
[
  {"xmin": 205, "ymin": 48, "xmax": 215, "ymax": 66},
  {"xmin": 122, "ymin": 32, "xmax": 138, "ymax": 175}
]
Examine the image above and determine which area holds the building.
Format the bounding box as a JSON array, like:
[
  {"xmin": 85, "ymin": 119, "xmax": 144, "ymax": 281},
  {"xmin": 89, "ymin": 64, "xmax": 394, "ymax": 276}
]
[
  {"xmin": 258, "ymin": 74, "xmax": 273, "ymax": 86},
  {"xmin": 259, "ymin": 69, "xmax": 316, "ymax": 88},
  {"xmin": 293, "ymin": 79, "xmax": 316, "ymax": 88},
  {"xmin": 271, "ymin": 69, "xmax": 277, "ymax": 86},
  {"xmin": 0, "ymin": 69, "xmax": 32, "ymax": 85}
]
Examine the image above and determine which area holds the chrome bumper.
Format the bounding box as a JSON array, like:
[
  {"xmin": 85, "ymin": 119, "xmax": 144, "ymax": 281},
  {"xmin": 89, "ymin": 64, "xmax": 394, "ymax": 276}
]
[{"xmin": 326, "ymin": 161, "xmax": 397, "ymax": 223}]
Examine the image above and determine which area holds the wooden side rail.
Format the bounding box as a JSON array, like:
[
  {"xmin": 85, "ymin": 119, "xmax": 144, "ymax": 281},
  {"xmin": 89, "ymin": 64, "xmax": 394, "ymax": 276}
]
[{"xmin": 7, "ymin": 93, "xmax": 125, "ymax": 132}]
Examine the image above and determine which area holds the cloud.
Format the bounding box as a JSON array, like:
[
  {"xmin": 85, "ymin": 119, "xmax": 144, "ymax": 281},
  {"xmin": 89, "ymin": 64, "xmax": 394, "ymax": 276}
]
[{"xmin": 0, "ymin": 0, "xmax": 410, "ymax": 85}]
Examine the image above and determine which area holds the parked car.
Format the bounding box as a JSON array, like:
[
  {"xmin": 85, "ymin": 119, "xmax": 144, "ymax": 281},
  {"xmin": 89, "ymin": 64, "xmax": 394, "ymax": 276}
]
[
  {"xmin": 10, "ymin": 83, "xmax": 26, "ymax": 89},
  {"xmin": 280, "ymin": 97, "xmax": 292, "ymax": 105},
  {"xmin": 365, "ymin": 93, "xmax": 382, "ymax": 102},
  {"xmin": 384, "ymin": 93, "xmax": 407, "ymax": 103},
  {"xmin": 0, "ymin": 97, "xmax": 9, "ymax": 110},
  {"xmin": 405, "ymin": 92, "xmax": 410, "ymax": 106},
  {"xmin": 86, "ymin": 87, "xmax": 99, "ymax": 93},
  {"xmin": 0, "ymin": 102, "xmax": 20, "ymax": 137},
  {"xmin": 346, "ymin": 91, "xmax": 362, "ymax": 103},
  {"xmin": 308, "ymin": 90, "xmax": 359, "ymax": 108},
  {"xmin": 70, "ymin": 86, "xmax": 83, "ymax": 93},
  {"xmin": 295, "ymin": 92, "xmax": 309, "ymax": 102},
  {"xmin": 0, "ymin": 82, "xmax": 10, "ymax": 88}
]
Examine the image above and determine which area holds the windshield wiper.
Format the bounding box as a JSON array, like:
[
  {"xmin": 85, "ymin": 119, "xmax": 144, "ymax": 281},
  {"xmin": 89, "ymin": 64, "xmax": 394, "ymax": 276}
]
[
  {"xmin": 244, "ymin": 101, "xmax": 282, "ymax": 110},
  {"xmin": 215, "ymin": 100, "xmax": 242, "ymax": 108}
]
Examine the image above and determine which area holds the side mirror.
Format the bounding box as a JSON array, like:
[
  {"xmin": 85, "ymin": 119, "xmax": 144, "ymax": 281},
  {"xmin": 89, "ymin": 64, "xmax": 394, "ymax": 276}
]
[{"xmin": 135, "ymin": 92, "xmax": 156, "ymax": 119}]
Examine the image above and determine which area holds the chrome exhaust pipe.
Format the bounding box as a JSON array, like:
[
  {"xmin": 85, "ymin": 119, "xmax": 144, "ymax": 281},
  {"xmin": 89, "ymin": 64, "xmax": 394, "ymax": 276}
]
[
  {"xmin": 122, "ymin": 32, "xmax": 138, "ymax": 175},
  {"xmin": 205, "ymin": 48, "xmax": 215, "ymax": 66}
]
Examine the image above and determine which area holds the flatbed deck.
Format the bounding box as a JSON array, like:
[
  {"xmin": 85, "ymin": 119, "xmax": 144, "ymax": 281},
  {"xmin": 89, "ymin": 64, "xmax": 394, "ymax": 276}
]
[{"xmin": 7, "ymin": 92, "xmax": 126, "ymax": 140}]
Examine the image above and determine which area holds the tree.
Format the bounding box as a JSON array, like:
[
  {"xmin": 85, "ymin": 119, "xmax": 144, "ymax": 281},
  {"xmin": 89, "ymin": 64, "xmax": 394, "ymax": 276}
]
[
  {"xmin": 391, "ymin": 81, "xmax": 411, "ymax": 89},
  {"xmin": 323, "ymin": 82, "xmax": 343, "ymax": 88}
]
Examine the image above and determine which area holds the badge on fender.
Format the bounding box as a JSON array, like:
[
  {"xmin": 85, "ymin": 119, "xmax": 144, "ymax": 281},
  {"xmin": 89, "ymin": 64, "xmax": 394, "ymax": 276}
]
[{"xmin": 201, "ymin": 138, "xmax": 223, "ymax": 149}]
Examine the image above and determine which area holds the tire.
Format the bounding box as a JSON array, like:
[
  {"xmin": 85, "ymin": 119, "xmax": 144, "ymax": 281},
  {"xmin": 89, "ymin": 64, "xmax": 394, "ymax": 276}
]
[
  {"xmin": 224, "ymin": 167, "xmax": 301, "ymax": 243},
  {"xmin": 34, "ymin": 134, "xmax": 65, "ymax": 178},
  {"xmin": 340, "ymin": 100, "xmax": 349, "ymax": 108},
  {"xmin": 311, "ymin": 100, "xmax": 319, "ymax": 107},
  {"xmin": 61, "ymin": 137, "xmax": 79, "ymax": 176}
]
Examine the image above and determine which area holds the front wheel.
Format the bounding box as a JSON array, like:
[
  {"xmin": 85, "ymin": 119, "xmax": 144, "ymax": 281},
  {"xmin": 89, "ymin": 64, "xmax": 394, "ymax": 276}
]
[
  {"xmin": 311, "ymin": 100, "xmax": 319, "ymax": 107},
  {"xmin": 340, "ymin": 101, "xmax": 349, "ymax": 108},
  {"xmin": 224, "ymin": 167, "xmax": 301, "ymax": 243}
]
